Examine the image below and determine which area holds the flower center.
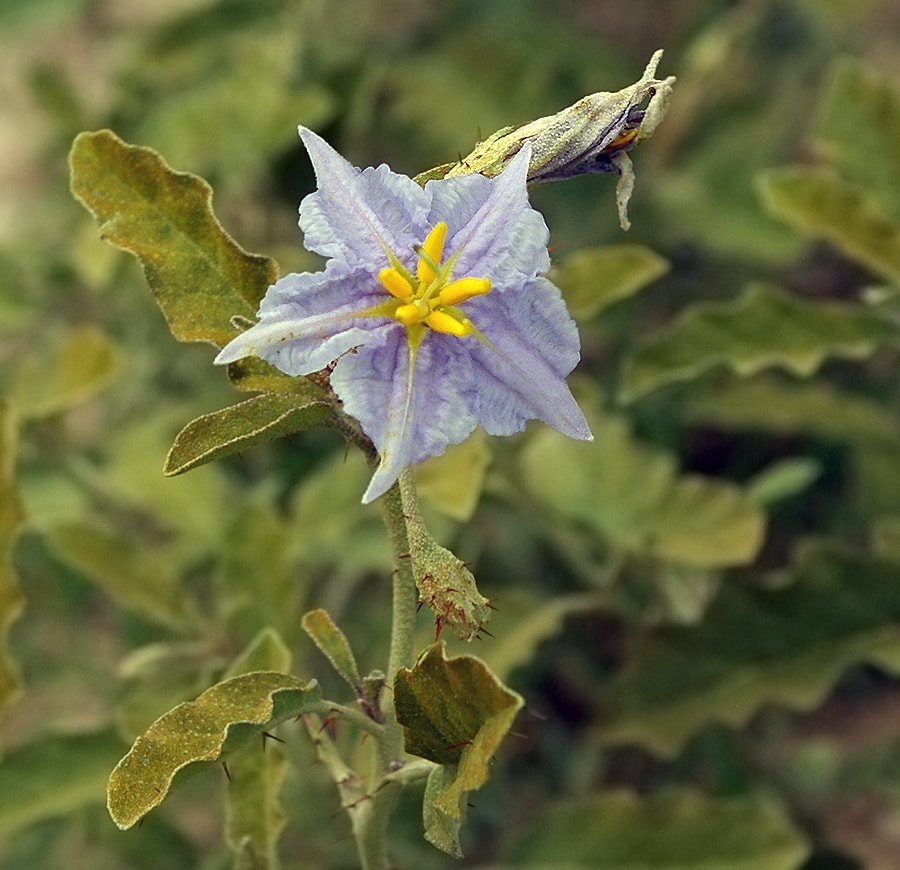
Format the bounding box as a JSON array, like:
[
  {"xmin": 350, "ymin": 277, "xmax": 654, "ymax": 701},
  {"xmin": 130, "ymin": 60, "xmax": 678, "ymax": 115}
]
[{"xmin": 378, "ymin": 222, "xmax": 491, "ymax": 337}]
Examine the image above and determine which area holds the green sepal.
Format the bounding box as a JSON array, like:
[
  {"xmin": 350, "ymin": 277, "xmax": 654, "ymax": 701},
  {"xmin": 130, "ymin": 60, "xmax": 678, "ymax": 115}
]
[
  {"xmin": 69, "ymin": 129, "xmax": 278, "ymax": 347},
  {"xmin": 107, "ymin": 671, "xmax": 321, "ymax": 829},
  {"xmin": 164, "ymin": 392, "xmax": 331, "ymax": 476},
  {"xmin": 394, "ymin": 643, "xmax": 523, "ymax": 856}
]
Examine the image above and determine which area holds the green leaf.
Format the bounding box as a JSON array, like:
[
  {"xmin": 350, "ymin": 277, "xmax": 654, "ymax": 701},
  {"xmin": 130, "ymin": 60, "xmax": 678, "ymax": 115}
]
[
  {"xmin": 224, "ymin": 356, "xmax": 313, "ymax": 395},
  {"xmin": 11, "ymin": 325, "xmax": 123, "ymax": 420},
  {"xmin": 222, "ymin": 632, "xmax": 292, "ymax": 870},
  {"xmin": 394, "ymin": 643, "xmax": 524, "ymax": 857},
  {"xmin": 414, "ymin": 429, "xmax": 492, "ymax": 521},
  {"xmin": 521, "ymin": 412, "xmax": 764, "ymax": 569},
  {"xmin": 507, "ymin": 789, "xmax": 808, "ymax": 869},
  {"xmin": 108, "ymin": 671, "xmax": 322, "ymax": 829},
  {"xmin": 683, "ymin": 376, "xmax": 900, "ymax": 448},
  {"xmin": 758, "ymin": 168, "xmax": 900, "ymax": 283},
  {"xmin": 745, "ymin": 457, "xmax": 822, "ymax": 507},
  {"xmin": 0, "ymin": 731, "xmax": 126, "ymax": 839},
  {"xmin": 69, "ymin": 129, "xmax": 278, "ymax": 347},
  {"xmin": 164, "ymin": 392, "xmax": 331, "ymax": 476},
  {"xmin": 551, "ymin": 244, "xmax": 669, "ymax": 321},
  {"xmin": 301, "ymin": 609, "xmax": 362, "ymax": 692},
  {"xmin": 0, "ymin": 400, "xmax": 25, "ymax": 716},
  {"xmin": 226, "ymin": 743, "xmax": 288, "ymax": 870},
  {"xmin": 43, "ymin": 521, "xmax": 194, "ymax": 631},
  {"xmin": 598, "ymin": 545, "xmax": 900, "ymax": 756},
  {"xmin": 813, "ymin": 57, "xmax": 900, "ymax": 222},
  {"xmin": 620, "ymin": 283, "xmax": 896, "ymax": 402}
]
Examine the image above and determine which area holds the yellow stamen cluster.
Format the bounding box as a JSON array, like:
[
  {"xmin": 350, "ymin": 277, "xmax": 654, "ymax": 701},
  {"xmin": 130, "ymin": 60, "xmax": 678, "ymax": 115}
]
[{"xmin": 378, "ymin": 222, "xmax": 491, "ymax": 337}]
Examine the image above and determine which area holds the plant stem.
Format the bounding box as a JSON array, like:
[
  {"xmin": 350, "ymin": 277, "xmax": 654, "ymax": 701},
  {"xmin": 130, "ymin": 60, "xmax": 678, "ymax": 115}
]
[
  {"xmin": 352, "ymin": 468, "xmax": 421, "ymax": 869},
  {"xmin": 384, "ymin": 468, "xmax": 420, "ymax": 692}
]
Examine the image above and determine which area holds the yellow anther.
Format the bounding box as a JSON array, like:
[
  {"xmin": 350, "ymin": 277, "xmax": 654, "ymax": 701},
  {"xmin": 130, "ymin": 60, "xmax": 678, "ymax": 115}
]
[
  {"xmin": 394, "ymin": 303, "xmax": 421, "ymax": 326},
  {"xmin": 439, "ymin": 277, "xmax": 491, "ymax": 306},
  {"xmin": 379, "ymin": 267, "xmax": 414, "ymax": 300},
  {"xmin": 424, "ymin": 309, "xmax": 470, "ymax": 336},
  {"xmin": 417, "ymin": 222, "xmax": 447, "ymax": 285}
]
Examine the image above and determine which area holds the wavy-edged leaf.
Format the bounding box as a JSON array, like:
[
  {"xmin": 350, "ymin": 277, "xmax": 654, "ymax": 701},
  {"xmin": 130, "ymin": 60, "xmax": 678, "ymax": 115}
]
[
  {"xmin": 301, "ymin": 609, "xmax": 361, "ymax": 692},
  {"xmin": 813, "ymin": 57, "xmax": 900, "ymax": 222},
  {"xmin": 44, "ymin": 521, "xmax": 194, "ymax": 631},
  {"xmin": 223, "ymin": 631, "xmax": 292, "ymax": 870},
  {"xmin": 683, "ymin": 376, "xmax": 900, "ymax": 448},
  {"xmin": 599, "ymin": 545, "xmax": 900, "ymax": 756},
  {"xmin": 552, "ymin": 244, "xmax": 669, "ymax": 321},
  {"xmin": 521, "ymin": 412, "xmax": 764, "ymax": 569},
  {"xmin": 0, "ymin": 400, "xmax": 25, "ymax": 716},
  {"xmin": 11, "ymin": 325, "xmax": 123, "ymax": 420},
  {"xmin": 164, "ymin": 392, "xmax": 331, "ymax": 476},
  {"xmin": 394, "ymin": 642, "xmax": 523, "ymax": 857},
  {"xmin": 759, "ymin": 168, "xmax": 900, "ymax": 283},
  {"xmin": 108, "ymin": 671, "xmax": 321, "ymax": 829},
  {"xmin": 69, "ymin": 129, "xmax": 278, "ymax": 347},
  {"xmin": 507, "ymin": 789, "xmax": 808, "ymax": 869},
  {"xmin": 0, "ymin": 730, "xmax": 126, "ymax": 839},
  {"xmin": 620, "ymin": 282, "xmax": 895, "ymax": 402}
]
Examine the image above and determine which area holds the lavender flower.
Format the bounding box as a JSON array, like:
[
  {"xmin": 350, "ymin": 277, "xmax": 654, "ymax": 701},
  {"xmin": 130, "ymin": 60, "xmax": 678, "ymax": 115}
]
[{"xmin": 215, "ymin": 128, "xmax": 591, "ymax": 503}]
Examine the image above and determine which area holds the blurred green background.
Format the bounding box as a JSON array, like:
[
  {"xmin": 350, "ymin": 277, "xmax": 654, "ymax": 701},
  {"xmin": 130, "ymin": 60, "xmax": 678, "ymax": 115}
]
[{"xmin": 2, "ymin": 0, "xmax": 900, "ymax": 867}]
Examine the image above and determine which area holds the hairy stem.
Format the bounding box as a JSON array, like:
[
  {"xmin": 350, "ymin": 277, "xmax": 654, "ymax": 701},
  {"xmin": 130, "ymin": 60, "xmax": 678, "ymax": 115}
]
[{"xmin": 352, "ymin": 467, "xmax": 421, "ymax": 869}]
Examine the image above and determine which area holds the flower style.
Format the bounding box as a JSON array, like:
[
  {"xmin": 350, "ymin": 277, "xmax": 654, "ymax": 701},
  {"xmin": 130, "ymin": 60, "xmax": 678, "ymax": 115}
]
[{"xmin": 215, "ymin": 127, "xmax": 591, "ymax": 503}]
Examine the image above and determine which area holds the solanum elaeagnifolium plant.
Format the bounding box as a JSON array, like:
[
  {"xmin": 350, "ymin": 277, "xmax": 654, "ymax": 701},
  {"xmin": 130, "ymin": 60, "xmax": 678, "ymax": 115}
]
[{"xmin": 62, "ymin": 49, "xmax": 675, "ymax": 867}]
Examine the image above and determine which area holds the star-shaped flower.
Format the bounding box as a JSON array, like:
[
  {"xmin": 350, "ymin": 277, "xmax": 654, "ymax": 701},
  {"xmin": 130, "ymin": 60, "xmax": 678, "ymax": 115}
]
[{"xmin": 215, "ymin": 127, "xmax": 591, "ymax": 503}]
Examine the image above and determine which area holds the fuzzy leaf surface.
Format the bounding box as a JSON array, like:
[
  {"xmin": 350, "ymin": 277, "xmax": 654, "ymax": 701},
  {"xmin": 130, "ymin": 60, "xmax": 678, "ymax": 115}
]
[
  {"xmin": 301, "ymin": 609, "xmax": 361, "ymax": 692},
  {"xmin": 621, "ymin": 283, "xmax": 896, "ymax": 402},
  {"xmin": 108, "ymin": 671, "xmax": 321, "ymax": 829},
  {"xmin": 164, "ymin": 392, "xmax": 330, "ymax": 476},
  {"xmin": 394, "ymin": 643, "xmax": 523, "ymax": 855},
  {"xmin": 69, "ymin": 129, "xmax": 278, "ymax": 346}
]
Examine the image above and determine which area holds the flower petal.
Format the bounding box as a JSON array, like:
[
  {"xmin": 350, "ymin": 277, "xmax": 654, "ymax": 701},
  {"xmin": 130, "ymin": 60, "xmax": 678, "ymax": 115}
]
[
  {"xmin": 464, "ymin": 275, "xmax": 591, "ymax": 439},
  {"xmin": 428, "ymin": 144, "xmax": 551, "ymax": 282},
  {"xmin": 331, "ymin": 332, "xmax": 477, "ymax": 502},
  {"xmin": 215, "ymin": 264, "xmax": 390, "ymax": 375},
  {"xmin": 298, "ymin": 127, "xmax": 431, "ymax": 270}
]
